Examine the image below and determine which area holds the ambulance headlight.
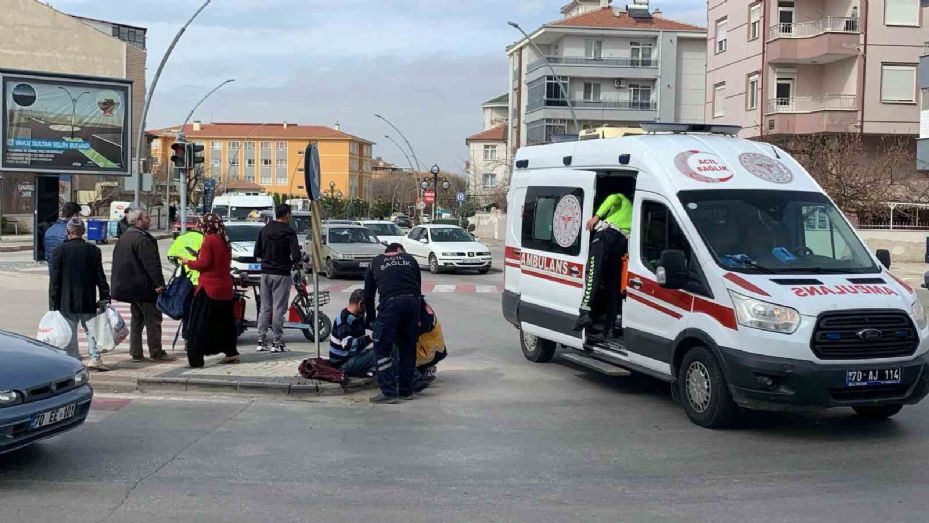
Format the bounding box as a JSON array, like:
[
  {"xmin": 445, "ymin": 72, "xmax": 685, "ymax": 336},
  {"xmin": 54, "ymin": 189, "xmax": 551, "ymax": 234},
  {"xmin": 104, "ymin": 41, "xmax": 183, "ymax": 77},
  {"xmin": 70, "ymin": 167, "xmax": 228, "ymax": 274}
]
[
  {"xmin": 729, "ymin": 291, "xmax": 800, "ymax": 334},
  {"xmin": 910, "ymin": 298, "xmax": 928, "ymax": 330}
]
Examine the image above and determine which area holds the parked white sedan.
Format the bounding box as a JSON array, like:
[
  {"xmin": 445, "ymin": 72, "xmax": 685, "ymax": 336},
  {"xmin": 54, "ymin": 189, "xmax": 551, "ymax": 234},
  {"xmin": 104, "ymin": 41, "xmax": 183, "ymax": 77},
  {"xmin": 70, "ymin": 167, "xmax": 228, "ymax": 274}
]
[
  {"xmin": 354, "ymin": 220, "xmax": 406, "ymax": 246},
  {"xmin": 402, "ymin": 225, "xmax": 492, "ymax": 274}
]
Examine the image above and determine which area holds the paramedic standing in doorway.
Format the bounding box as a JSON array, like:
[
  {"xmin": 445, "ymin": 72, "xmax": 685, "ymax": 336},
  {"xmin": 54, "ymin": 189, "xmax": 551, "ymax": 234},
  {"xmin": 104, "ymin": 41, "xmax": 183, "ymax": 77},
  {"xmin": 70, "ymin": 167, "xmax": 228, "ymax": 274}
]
[{"xmin": 574, "ymin": 192, "xmax": 633, "ymax": 336}]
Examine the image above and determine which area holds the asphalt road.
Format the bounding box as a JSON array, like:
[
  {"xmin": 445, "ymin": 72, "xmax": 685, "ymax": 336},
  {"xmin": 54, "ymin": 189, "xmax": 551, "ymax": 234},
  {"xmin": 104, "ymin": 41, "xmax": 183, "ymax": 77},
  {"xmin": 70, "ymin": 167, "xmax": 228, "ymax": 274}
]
[{"xmin": 3, "ymin": 240, "xmax": 929, "ymax": 521}]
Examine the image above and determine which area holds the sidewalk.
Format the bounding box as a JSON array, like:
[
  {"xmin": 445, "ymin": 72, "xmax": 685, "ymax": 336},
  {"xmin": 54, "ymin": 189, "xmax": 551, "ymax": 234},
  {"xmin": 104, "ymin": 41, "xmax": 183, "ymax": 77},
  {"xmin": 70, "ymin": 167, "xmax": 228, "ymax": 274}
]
[
  {"xmin": 0, "ymin": 229, "xmax": 174, "ymax": 253},
  {"xmin": 89, "ymin": 346, "xmax": 374, "ymax": 397}
]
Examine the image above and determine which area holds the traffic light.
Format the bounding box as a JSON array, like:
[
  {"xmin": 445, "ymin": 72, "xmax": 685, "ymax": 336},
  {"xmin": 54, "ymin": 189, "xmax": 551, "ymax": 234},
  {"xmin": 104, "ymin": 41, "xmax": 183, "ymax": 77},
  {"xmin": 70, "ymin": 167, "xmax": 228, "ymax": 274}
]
[
  {"xmin": 187, "ymin": 142, "xmax": 205, "ymax": 168},
  {"xmin": 170, "ymin": 142, "xmax": 188, "ymax": 169}
]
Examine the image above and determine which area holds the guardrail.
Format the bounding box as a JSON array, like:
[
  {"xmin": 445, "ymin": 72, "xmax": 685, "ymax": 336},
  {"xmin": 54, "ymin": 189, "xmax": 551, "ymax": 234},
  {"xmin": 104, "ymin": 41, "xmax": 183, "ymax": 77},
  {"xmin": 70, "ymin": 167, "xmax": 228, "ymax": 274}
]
[
  {"xmin": 766, "ymin": 94, "xmax": 857, "ymax": 114},
  {"xmin": 770, "ymin": 17, "xmax": 859, "ymax": 39},
  {"xmin": 527, "ymin": 56, "xmax": 659, "ymax": 73}
]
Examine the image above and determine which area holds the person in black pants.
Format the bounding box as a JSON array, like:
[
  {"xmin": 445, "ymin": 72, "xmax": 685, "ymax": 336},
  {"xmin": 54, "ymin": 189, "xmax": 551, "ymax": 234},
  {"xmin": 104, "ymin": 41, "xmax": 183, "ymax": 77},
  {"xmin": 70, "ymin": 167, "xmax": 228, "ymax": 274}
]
[{"xmin": 364, "ymin": 243, "xmax": 422, "ymax": 404}]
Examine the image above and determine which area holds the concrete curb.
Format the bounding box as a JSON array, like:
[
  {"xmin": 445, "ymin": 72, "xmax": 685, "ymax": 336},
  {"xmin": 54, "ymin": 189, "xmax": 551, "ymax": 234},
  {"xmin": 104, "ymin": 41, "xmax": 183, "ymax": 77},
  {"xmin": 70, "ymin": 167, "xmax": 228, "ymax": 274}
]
[{"xmin": 104, "ymin": 375, "xmax": 377, "ymax": 397}]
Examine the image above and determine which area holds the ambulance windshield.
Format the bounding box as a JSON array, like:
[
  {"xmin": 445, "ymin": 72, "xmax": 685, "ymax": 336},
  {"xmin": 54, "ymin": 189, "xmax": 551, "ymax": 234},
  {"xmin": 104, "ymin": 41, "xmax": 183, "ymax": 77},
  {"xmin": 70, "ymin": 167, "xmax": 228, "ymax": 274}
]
[{"xmin": 680, "ymin": 190, "xmax": 879, "ymax": 274}]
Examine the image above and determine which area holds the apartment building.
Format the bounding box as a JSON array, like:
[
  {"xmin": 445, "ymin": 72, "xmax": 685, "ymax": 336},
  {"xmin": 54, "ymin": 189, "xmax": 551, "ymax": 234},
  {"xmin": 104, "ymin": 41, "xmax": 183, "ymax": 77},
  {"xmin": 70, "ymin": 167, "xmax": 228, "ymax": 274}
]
[
  {"xmin": 506, "ymin": 0, "xmax": 707, "ymax": 151},
  {"xmin": 147, "ymin": 122, "xmax": 375, "ymax": 200},
  {"xmin": 706, "ymin": 0, "xmax": 927, "ymax": 138},
  {"xmin": 919, "ymin": 43, "xmax": 929, "ymax": 171},
  {"xmin": 466, "ymin": 94, "xmax": 510, "ymax": 201}
]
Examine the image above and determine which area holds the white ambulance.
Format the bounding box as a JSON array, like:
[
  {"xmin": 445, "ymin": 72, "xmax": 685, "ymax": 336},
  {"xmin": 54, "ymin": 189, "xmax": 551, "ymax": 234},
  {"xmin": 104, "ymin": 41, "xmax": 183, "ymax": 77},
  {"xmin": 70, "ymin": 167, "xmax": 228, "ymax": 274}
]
[{"xmin": 503, "ymin": 123, "xmax": 929, "ymax": 428}]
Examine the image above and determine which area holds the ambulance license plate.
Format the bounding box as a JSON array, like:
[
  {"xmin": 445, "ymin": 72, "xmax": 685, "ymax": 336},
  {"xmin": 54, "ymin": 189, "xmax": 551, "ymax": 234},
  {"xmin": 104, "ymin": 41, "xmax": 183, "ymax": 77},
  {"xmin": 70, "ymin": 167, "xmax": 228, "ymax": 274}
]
[
  {"xmin": 845, "ymin": 368, "xmax": 902, "ymax": 387},
  {"xmin": 248, "ymin": 263, "xmax": 261, "ymax": 271},
  {"xmin": 31, "ymin": 403, "xmax": 77, "ymax": 429}
]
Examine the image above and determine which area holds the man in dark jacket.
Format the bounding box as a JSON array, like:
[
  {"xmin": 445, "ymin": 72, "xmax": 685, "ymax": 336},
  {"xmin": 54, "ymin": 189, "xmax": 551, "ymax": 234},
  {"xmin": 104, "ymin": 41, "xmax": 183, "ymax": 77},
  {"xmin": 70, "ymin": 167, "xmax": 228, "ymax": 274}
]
[
  {"xmin": 364, "ymin": 243, "xmax": 422, "ymax": 403},
  {"xmin": 111, "ymin": 208, "xmax": 176, "ymax": 362},
  {"xmin": 44, "ymin": 202, "xmax": 81, "ymax": 271},
  {"xmin": 50, "ymin": 218, "xmax": 111, "ymax": 370},
  {"xmin": 329, "ymin": 289, "xmax": 376, "ymax": 377},
  {"xmin": 253, "ymin": 204, "xmax": 300, "ymax": 352}
]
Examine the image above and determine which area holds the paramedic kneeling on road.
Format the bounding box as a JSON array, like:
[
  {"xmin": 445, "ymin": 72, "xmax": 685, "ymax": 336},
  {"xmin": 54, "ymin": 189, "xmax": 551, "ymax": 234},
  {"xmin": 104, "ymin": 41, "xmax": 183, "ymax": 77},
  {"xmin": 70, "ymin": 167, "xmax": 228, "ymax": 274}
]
[
  {"xmin": 364, "ymin": 243, "xmax": 422, "ymax": 404},
  {"xmin": 574, "ymin": 192, "xmax": 632, "ymax": 335}
]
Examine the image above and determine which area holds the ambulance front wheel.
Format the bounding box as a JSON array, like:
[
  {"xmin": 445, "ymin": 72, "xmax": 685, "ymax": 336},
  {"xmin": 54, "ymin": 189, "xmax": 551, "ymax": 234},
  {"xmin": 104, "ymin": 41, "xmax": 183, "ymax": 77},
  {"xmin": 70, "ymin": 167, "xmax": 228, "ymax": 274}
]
[
  {"xmin": 520, "ymin": 329, "xmax": 556, "ymax": 363},
  {"xmin": 680, "ymin": 346, "xmax": 738, "ymax": 429}
]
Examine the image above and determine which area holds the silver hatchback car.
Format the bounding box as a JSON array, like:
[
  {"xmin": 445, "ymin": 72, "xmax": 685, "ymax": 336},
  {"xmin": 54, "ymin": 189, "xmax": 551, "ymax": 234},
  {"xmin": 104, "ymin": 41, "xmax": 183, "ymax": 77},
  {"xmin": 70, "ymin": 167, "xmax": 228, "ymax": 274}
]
[{"xmin": 307, "ymin": 224, "xmax": 386, "ymax": 279}]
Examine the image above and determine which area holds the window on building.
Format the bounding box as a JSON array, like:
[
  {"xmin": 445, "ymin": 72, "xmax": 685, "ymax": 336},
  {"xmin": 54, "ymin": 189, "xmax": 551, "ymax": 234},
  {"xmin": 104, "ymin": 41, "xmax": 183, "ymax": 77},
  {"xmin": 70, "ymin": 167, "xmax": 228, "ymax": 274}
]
[
  {"xmin": 363, "ymin": 160, "xmax": 371, "ymax": 172},
  {"xmin": 526, "ymin": 119, "xmax": 569, "ymax": 145},
  {"xmin": 228, "ymin": 157, "xmax": 240, "ymax": 180},
  {"xmin": 747, "ymin": 73, "xmax": 760, "ymax": 110},
  {"xmin": 276, "ymin": 159, "xmax": 288, "ymax": 186},
  {"xmin": 245, "ymin": 142, "xmax": 255, "ymax": 151},
  {"xmin": 629, "ymin": 84, "xmax": 653, "ymax": 109},
  {"xmin": 716, "ymin": 18, "xmax": 728, "ymax": 53},
  {"xmin": 482, "ymin": 173, "xmax": 497, "ymax": 189},
  {"xmin": 583, "ymin": 82, "xmax": 601, "ymax": 102},
  {"xmin": 363, "ymin": 144, "xmax": 372, "ymax": 157},
  {"xmin": 885, "ymin": 0, "xmax": 920, "ymax": 26},
  {"xmin": 211, "ymin": 140, "xmax": 222, "ymax": 151},
  {"xmin": 630, "ymin": 41, "xmax": 654, "ymax": 66},
  {"xmin": 260, "ymin": 141, "xmax": 271, "ymax": 152},
  {"xmin": 640, "ymin": 201, "xmax": 692, "ymax": 274},
  {"xmin": 260, "ymin": 158, "xmax": 272, "ymax": 184},
  {"xmin": 585, "ymin": 39, "xmax": 603, "ymax": 60},
  {"xmin": 749, "ymin": 4, "xmax": 762, "ymax": 40},
  {"xmin": 546, "ymin": 76, "xmax": 568, "ymax": 105},
  {"xmin": 276, "ymin": 141, "xmax": 287, "ymax": 152},
  {"xmin": 112, "ymin": 25, "xmax": 145, "ymax": 49},
  {"xmin": 521, "ymin": 187, "xmax": 584, "ymax": 255},
  {"xmin": 881, "ymin": 64, "xmax": 917, "ymax": 103},
  {"xmin": 350, "ymin": 142, "xmax": 360, "ymax": 155},
  {"xmin": 922, "ymin": 88, "xmax": 929, "ymax": 110},
  {"xmin": 714, "ymin": 83, "xmax": 726, "ymax": 117},
  {"xmin": 483, "ymin": 145, "xmax": 498, "ymax": 161}
]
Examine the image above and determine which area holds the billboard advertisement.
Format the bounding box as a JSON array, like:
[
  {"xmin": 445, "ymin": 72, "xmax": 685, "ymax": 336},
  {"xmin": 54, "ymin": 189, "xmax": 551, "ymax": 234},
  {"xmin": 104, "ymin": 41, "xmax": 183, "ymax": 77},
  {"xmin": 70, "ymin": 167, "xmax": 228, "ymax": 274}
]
[{"xmin": 1, "ymin": 69, "xmax": 132, "ymax": 176}]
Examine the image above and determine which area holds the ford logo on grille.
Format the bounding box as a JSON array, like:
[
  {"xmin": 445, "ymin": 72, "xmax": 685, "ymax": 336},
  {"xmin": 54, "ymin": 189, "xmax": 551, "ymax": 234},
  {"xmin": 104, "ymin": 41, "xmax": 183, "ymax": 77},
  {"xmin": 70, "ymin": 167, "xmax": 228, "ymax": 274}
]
[{"xmin": 857, "ymin": 328, "xmax": 884, "ymax": 340}]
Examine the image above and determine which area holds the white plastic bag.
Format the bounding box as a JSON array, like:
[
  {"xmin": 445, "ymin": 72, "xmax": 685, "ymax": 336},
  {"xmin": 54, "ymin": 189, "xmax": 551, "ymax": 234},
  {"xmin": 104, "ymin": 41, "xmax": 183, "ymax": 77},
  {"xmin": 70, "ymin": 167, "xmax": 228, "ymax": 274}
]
[
  {"xmin": 86, "ymin": 312, "xmax": 116, "ymax": 352},
  {"xmin": 37, "ymin": 311, "xmax": 72, "ymax": 349},
  {"xmin": 106, "ymin": 306, "xmax": 129, "ymax": 347}
]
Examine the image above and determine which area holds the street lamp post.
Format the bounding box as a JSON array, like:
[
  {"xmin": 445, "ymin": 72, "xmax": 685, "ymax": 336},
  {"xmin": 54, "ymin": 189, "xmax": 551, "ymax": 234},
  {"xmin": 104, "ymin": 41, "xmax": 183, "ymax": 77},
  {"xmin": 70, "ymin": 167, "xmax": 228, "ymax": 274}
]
[
  {"xmin": 171, "ymin": 78, "xmax": 235, "ymax": 234},
  {"xmin": 420, "ymin": 164, "xmax": 449, "ymax": 223},
  {"xmin": 384, "ymin": 134, "xmax": 416, "ymax": 213},
  {"xmin": 507, "ymin": 21, "xmax": 580, "ymax": 138},
  {"xmin": 374, "ymin": 114, "xmax": 421, "ymax": 172},
  {"xmin": 134, "ymin": 0, "xmax": 213, "ymax": 207},
  {"xmin": 56, "ymin": 87, "xmax": 91, "ymax": 140}
]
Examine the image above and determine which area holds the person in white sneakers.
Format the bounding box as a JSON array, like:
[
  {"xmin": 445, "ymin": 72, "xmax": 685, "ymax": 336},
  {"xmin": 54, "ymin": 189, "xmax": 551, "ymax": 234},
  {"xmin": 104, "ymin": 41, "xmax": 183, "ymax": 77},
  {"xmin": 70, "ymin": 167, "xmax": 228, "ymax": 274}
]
[
  {"xmin": 253, "ymin": 204, "xmax": 300, "ymax": 353},
  {"xmin": 49, "ymin": 217, "xmax": 111, "ymax": 371}
]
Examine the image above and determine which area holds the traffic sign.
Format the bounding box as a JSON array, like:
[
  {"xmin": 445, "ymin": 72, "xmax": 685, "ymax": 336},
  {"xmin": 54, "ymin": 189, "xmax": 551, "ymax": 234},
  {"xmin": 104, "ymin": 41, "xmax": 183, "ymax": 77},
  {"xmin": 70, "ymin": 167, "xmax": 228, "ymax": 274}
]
[
  {"xmin": 423, "ymin": 189, "xmax": 436, "ymax": 204},
  {"xmin": 456, "ymin": 192, "xmax": 466, "ymax": 203}
]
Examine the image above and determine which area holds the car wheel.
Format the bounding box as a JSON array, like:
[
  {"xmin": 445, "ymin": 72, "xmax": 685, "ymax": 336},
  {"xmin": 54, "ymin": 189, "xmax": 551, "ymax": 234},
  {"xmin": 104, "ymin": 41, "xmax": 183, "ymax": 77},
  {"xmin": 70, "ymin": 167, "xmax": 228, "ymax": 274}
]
[
  {"xmin": 679, "ymin": 346, "xmax": 738, "ymax": 429},
  {"xmin": 520, "ymin": 328, "xmax": 556, "ymax": 363},
  {"xmin": 325, "ymin": 258, "xmax": 337, "ymax": 279},
  {"xmin": 429, "ymin": 254, "xmax": 440, "ymax": 274},
  {"xmin": 852, "ymin": 404, "xmax": 903, "ymax": 419}
]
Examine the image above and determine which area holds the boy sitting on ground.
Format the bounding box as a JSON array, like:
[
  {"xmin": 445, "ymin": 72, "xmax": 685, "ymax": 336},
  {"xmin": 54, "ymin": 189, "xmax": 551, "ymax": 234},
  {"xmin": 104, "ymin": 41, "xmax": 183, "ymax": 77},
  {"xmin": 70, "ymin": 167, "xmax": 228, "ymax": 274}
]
[{"xmin": 329, "ymin": 289, "xmax": 376, "ymax": 377}]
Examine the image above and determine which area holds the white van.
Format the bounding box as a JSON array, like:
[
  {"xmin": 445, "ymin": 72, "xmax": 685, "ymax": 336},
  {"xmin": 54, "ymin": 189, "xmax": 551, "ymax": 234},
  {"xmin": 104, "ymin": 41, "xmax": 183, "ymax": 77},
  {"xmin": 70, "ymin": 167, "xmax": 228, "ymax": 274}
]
[
  {"xmin": 212, "ymin": 194, "xmax": 274, "ymax": 221},
  {"xmin": 503, "ymin": 123, "xmax": 929, "ymax": 428}
]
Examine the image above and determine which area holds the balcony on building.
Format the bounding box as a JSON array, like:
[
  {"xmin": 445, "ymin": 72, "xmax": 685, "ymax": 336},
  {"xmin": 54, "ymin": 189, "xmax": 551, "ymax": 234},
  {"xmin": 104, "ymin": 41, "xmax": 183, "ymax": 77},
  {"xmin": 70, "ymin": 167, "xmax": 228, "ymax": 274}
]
[
  {"xmin": 765, "ymin": 94, "xmax": 858, "ymax": 134},
  {"xmin": 524, "ymin": 36, "xmax": 661, "ymax": 83},
  {"xmin": 767, "ymin": 16, "xmax": 860, "ymax": 64},
  {"xmin": 918, "ymin": 43, "xmax": 928, "ymax": 171}
]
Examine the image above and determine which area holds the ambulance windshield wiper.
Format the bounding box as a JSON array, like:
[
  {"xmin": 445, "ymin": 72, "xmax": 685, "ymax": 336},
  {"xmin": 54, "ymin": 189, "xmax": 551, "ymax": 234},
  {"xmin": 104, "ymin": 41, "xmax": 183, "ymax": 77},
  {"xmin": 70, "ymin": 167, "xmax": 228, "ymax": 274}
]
[{"xmin": 719, "ymin": 255, "xmax": 775, "ymax": 274}]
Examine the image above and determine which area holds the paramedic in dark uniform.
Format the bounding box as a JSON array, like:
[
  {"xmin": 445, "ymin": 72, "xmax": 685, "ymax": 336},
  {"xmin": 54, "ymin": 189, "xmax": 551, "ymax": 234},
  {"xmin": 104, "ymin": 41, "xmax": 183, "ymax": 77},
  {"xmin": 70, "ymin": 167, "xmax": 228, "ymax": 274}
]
[
  {"xmin": 364, "ymin": 243, "xmax": 422, "ymax": 404},
  {"xmin": 574, "ymin": 192, "xmax": 633, "ymax": 336}
]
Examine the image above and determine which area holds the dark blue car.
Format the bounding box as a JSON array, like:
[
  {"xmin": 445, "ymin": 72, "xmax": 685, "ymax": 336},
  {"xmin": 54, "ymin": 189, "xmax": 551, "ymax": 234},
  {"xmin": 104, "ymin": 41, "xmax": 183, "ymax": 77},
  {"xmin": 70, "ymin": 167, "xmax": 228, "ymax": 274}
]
[{"xmin": 0, "ymin": 330, "xmax": 93, "ymax": 455}]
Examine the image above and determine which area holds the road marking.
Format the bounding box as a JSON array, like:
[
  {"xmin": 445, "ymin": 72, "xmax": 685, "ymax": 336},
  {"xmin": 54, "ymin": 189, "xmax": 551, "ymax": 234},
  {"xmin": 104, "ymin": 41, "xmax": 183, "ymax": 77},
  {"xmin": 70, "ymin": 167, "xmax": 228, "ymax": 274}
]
[
  {"xmin": 476, "ymin": 285, "xmax": 500, "ymax": 293},
  {"xmin": 432, "ymin": 285, "xmax": 456, "ymax": 293}
]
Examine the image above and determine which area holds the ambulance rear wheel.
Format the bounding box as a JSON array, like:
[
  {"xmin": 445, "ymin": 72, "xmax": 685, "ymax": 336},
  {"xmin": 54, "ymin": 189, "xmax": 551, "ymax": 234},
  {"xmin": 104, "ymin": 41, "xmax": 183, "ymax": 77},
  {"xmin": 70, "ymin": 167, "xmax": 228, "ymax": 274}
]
[
  {"xmin": 680, "ymin": 346, "xmax": 738, "ymax": 429},
  {"xmin": 520, "ymin": 329, "xmax": 556, "ymax": 363}
]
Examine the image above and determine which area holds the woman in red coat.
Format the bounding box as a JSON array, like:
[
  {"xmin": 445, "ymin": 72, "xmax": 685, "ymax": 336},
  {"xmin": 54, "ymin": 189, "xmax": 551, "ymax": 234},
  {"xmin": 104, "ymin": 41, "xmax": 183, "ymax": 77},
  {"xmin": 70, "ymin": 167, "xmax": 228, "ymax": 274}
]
[{"xmin": 180, "ymin": 213, "xmax": 240, "ymax": 367}]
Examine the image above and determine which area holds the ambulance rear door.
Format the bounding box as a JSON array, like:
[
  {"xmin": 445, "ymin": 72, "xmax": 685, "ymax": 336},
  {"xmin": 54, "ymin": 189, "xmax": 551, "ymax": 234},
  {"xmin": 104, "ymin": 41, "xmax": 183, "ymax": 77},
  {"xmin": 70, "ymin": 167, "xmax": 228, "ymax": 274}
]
[{"xmin": 518, "ymin": 170, "xmax": 596, "ymax": 348}]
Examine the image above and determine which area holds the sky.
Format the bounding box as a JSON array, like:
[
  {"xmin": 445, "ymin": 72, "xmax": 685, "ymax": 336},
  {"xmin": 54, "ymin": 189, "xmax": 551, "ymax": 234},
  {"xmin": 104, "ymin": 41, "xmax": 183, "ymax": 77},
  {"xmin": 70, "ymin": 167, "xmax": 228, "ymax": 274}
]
[{"xmin": 50, "ymin": 0, "xmax": 706, "ymax": 176}]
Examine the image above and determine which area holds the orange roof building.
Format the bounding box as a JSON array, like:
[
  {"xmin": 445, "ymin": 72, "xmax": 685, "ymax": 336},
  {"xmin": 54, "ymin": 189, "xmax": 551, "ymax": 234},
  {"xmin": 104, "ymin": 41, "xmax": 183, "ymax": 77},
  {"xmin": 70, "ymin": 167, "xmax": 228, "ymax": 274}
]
[
  {"xmin": 147, "ymin": 122, "xmax": 375, "ymax": 199},
  {"xmin": 505, "ymin": 1, "xmax": 707, "ymax": 149}
]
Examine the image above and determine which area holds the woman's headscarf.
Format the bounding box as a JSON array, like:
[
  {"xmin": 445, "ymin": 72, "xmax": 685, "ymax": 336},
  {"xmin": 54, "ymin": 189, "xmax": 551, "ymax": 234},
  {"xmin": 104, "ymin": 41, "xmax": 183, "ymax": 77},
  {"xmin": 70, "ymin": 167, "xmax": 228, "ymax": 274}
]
[{"xmin": 199, "ymin": 213, "xmax": 229, "ymax": 245}]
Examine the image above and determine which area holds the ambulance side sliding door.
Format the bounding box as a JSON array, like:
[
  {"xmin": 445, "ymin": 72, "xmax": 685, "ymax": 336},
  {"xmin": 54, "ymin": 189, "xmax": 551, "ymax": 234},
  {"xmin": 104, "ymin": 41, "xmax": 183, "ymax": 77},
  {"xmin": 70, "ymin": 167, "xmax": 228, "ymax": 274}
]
[{"xmin": 518, "ymin": 173, "xmax": 595, "ymax": 338}]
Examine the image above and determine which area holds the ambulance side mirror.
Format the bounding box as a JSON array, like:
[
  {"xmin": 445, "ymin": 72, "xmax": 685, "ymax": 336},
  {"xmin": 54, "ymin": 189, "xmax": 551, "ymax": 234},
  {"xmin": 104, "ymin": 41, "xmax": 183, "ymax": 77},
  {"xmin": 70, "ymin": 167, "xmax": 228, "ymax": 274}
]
[
  {"xmin": 657, "ymin": 250, "xmax": 688, "ymax": 290},
  {"xmin": 876, "ymin": 249, "xmax": 891, "ymax": 269}
]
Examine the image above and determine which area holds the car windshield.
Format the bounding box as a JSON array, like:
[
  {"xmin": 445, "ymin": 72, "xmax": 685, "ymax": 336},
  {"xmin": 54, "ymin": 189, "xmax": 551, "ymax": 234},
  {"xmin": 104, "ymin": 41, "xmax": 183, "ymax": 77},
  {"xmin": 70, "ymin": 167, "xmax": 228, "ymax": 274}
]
[
  {"xmin": 230, "ymin": 206, "xmax": 271, "ymax": 220},
  {"xmin": 364, "ymin": 223, "xmax": 403, "ymax": 237},
  {"xmin": 290, "ymin": 215, "xmax": 311, "ymax": 234},
  {"xmin": 328, "ymin": 228, "xmax": 379, "ymax": 244},
  {"xmin": 680, "ymin": 190, "xmax": 878, "ymax": 274},
  {"xmin": 226, "ymin": 225, "xmax": 261, "ymax": 244},
  {"xmin": 431, "ymin": 228, "xmax": 473, "ymax": 242}
]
